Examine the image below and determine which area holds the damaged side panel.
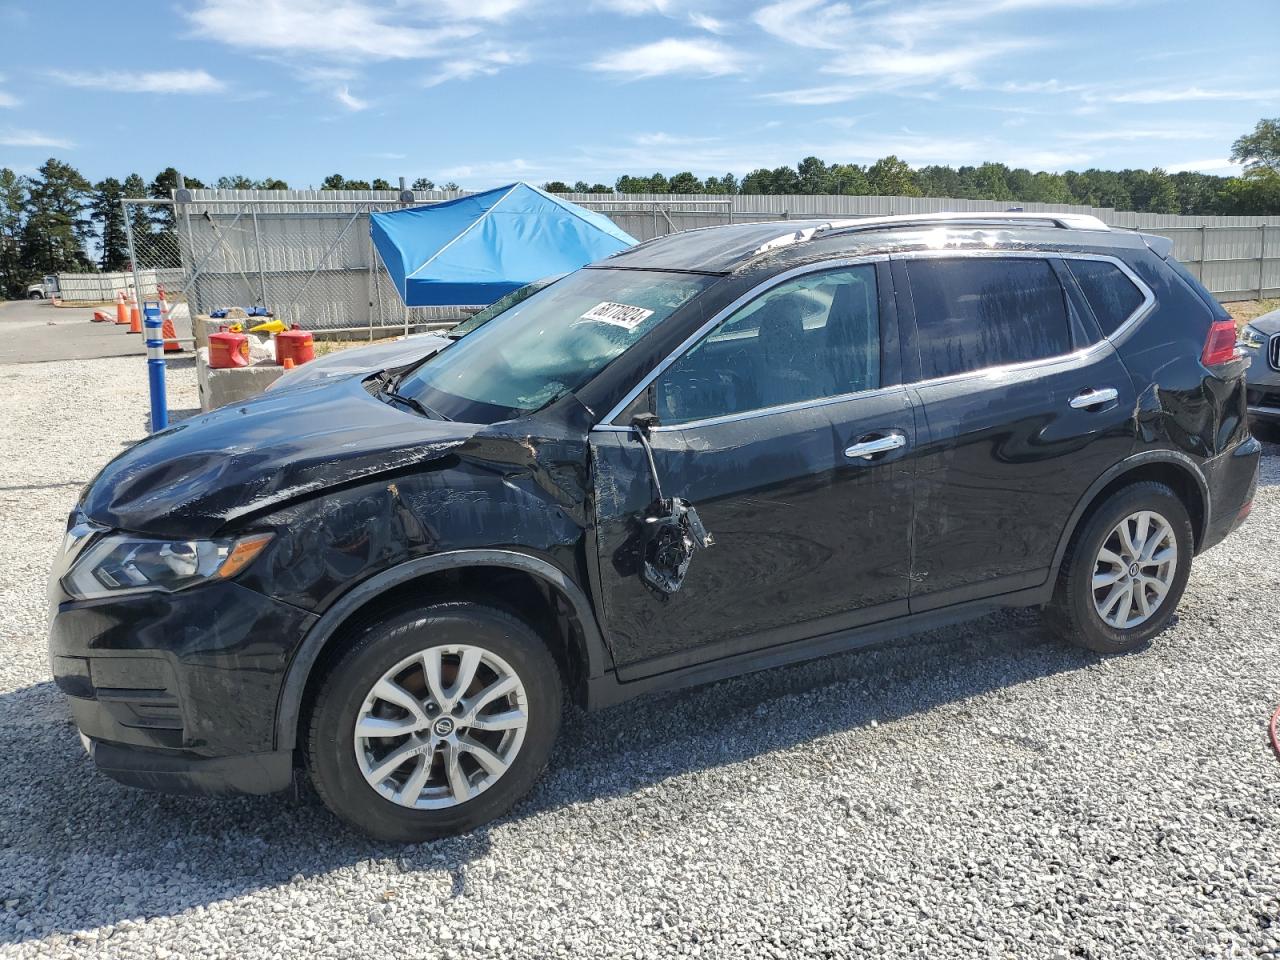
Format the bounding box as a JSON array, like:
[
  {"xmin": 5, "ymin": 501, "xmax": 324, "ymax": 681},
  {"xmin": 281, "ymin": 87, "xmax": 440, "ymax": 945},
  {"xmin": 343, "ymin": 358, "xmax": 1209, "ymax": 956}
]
[{"xmin": 238, "ymin": 423, "xmax": 595, "ymax": 613}]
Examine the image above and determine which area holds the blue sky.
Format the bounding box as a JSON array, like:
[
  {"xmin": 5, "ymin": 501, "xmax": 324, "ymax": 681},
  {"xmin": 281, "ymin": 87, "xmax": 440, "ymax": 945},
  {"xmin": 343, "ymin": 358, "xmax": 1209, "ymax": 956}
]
[{"xmin": 0, "ymin": 0, "xmax": 1276, "ymax": 189}]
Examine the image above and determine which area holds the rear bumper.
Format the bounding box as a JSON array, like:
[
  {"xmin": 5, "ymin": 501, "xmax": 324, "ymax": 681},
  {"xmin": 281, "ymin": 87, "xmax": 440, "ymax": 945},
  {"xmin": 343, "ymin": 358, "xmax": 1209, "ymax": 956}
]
[{"xmin": 1200, "ymin": 435, "xmax": 1261, "ymax": 553}]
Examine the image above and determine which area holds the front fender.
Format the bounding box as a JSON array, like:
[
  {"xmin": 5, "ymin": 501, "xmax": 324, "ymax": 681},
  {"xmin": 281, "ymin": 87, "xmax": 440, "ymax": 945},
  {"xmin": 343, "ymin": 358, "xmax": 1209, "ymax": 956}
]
[{"xmin": 271, "ymin": 548, "xmax": 610, "ymax": 752}]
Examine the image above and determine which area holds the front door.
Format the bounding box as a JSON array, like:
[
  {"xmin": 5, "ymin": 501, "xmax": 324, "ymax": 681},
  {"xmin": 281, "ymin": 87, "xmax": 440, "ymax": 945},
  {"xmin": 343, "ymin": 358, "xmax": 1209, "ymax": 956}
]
[{"xmin": 590, "ymin": 261, "xmax": 919, "ymax": 678}]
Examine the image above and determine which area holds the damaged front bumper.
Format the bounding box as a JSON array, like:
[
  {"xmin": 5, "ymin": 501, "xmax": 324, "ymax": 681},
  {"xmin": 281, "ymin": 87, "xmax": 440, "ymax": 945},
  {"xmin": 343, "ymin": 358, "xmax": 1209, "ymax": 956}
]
[{"xmin": 49, "ymin": 578, "xmax": 315, "ymax": 796}]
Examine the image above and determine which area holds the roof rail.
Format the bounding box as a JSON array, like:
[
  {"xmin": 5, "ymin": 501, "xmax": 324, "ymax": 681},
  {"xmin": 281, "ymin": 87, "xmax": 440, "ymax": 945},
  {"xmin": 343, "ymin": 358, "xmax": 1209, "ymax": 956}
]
[{"xmin": 748, "ymin": 211, "xmax": 1111, "ymax": 257}]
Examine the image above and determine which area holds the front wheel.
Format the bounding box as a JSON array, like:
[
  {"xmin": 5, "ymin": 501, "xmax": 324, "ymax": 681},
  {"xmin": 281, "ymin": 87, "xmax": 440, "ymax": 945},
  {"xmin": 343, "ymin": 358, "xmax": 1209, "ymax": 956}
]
[
  {"xmin": 1046, "ymin": 481, "xmax": 1194, "ymax": 653},
  {"xmin": 307, "ymin": 601, "xmax": 562, "ymax": 842}
]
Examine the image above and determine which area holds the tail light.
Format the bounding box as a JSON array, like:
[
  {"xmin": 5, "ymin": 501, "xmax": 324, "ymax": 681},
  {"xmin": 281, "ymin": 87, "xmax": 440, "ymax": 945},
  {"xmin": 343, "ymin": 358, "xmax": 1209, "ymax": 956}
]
[{"xmin": 1201, "ymin": 319, "xmax": 1239, "ymax": 366}]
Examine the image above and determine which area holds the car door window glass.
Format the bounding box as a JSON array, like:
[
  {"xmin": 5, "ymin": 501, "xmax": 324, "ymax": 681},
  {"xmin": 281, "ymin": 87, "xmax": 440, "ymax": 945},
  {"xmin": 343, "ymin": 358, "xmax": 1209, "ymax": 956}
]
[
  {"xmin": 1065, "ymin": 258, "xmax": 1146, "ymax": 335},
  {"xmin": 653, "ymin": 265, "xmax": 880, "ymax": 426},
  {"xmin": 906, "ymin": 257, "xmax": 1072, "ymax": 380}
]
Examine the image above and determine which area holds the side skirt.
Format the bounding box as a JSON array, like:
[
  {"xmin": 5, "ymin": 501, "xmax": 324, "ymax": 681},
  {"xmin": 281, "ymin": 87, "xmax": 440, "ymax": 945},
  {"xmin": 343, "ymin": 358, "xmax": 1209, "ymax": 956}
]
[{"xmin": 584, "ymin": 584, "xmax": 1052, "ymax": 711}]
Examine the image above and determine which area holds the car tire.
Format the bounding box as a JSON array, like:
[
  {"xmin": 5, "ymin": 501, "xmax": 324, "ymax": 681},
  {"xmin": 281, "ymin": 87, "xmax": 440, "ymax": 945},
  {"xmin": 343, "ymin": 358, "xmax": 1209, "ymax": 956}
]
[
  {"xmin": 306, "ymin": 601, "xmax": 562, "ymax": 843},
  {"xmin": 28, "ymin": 291, "xmax": 43, "ymax": 300},
  {"xmin": 1046, "ymin": 481, "xmax": 1194, "ymax": 654}
]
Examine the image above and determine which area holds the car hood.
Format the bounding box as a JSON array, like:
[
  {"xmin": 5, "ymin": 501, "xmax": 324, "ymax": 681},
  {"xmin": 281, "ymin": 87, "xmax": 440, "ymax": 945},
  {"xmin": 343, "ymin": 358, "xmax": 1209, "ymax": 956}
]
[
  {"xmin": 268, "ymin": 333, "xmax": 451, "ymax": 393},
  {"xmin": 82, "ymin": 375, "xmax": 479, "ymax": 538},
  {"xmin": 1246, "ymin": 308, "xmax": 1280, "ymax": 336}
]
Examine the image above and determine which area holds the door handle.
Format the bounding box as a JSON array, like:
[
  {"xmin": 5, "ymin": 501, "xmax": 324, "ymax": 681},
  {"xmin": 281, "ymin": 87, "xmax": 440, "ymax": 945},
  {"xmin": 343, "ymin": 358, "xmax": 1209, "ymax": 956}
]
[
  {"xmin": 1069, "ymin": 387, "xmax": 1119, "ymax": 410},
  {"xmin": 844, "ymin": 433, "xmax": 907, "ymax": 460}
]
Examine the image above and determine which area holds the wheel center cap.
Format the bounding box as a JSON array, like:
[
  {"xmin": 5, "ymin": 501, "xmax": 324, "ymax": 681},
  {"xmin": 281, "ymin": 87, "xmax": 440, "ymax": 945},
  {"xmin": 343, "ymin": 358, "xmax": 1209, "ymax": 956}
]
[
  {"xmin": 1128, "ymin": 562, "xmax": 1140, "ymax": 577},
  {"xmin": 432, "ymin": 717, "xmax": 455, "ymax": 737}
]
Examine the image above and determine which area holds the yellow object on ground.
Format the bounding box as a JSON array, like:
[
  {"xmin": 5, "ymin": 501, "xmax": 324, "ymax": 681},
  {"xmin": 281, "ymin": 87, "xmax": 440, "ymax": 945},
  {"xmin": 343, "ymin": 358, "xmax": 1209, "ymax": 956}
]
[{"xmin": 248, "ymin": 318, "xmax": 287, "ymax": 334}]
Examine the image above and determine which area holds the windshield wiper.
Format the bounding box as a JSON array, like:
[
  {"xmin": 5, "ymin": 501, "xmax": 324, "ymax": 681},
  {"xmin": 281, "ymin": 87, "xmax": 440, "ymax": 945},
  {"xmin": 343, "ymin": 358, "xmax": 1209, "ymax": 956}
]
[{"xmin": 375, "ymin": 374, "xmax": 450, "ymax": 420}]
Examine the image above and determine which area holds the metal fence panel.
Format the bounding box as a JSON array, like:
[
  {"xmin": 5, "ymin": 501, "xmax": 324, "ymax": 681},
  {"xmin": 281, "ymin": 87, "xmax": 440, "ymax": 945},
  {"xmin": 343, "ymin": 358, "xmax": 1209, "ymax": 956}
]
[{"xmin": 115, "ymin": 191, "xmax": 1280, "ymax": 341}]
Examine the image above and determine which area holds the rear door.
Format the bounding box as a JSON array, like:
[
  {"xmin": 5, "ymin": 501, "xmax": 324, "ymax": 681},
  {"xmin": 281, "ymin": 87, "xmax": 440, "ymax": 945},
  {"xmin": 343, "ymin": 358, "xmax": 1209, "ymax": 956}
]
[
  {"xmin": 895, "ymin": 252, "xmax": 1138, "ymax": 610},
  {"xmin": 590, "ymin": 260, "xmax": 920, "ymax": 677}
]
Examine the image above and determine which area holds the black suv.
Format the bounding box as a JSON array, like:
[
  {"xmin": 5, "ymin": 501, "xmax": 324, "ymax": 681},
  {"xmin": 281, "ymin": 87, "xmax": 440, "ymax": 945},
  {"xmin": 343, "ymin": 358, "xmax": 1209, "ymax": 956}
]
[{"xmin": 49, "ymin": 213, "xmax": 1259, "ymax": 841}]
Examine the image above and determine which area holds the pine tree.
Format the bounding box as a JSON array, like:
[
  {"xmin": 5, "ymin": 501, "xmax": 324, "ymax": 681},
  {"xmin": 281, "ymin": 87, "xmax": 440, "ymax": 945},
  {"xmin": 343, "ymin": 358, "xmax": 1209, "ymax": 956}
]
[
  {"xmin": 90, "ymin": 177, "xmax": 129, "ymax": 272},
  {"xmin": 19, "ymin": 158, "xmax": 92, "ymax": 277},
  {"xmin": 0, "ymin": 168, "xmax": 27, "ymax": 297}
]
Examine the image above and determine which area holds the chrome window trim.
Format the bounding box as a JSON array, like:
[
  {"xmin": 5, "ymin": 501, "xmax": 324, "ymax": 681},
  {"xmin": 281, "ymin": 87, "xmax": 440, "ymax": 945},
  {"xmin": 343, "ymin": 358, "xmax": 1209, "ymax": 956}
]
[
  {"xmin": 889, "ymin": 249, "xmax": 1155, "ymax": 391},
  {"xmin": 593, "ymin": 248, "xmax": 1155, "ymax": 432},
  {"xmin": 594, "ymin": 254, "xmax": 890, "ymax": 431},
  {"xmin": 594, "ymin": 383, "xmax": 907, "ymax": 434}
]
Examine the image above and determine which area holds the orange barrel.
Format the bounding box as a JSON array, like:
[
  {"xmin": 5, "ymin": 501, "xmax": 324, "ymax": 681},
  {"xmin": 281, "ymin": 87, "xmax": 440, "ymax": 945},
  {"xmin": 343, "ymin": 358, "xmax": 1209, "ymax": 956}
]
[
  {"xmin": 209, "ymin": 327, "xmax": 251, "ymax": 368},
  {"xmin": 275, "ymin": 325, "xmax": 314, "ymax": 366}
]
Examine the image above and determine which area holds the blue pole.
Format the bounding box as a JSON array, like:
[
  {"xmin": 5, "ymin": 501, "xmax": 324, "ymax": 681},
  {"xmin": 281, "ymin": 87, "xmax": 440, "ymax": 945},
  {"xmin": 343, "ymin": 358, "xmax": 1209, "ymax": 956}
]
[{"xmin": 143, "ymin": 301, "xmax": 168, "ymax": 432}]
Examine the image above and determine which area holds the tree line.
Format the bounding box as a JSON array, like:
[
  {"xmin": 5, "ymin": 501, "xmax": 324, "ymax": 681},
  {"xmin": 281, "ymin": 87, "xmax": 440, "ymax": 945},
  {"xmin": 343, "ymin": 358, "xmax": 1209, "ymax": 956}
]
[
  {"xmin": 556, "ymin": 119, "xmax": 1280, "ymax": 219},
  {"xmin": 2, "ymin": 119, "xmax": 1276, "ymax": 299}
]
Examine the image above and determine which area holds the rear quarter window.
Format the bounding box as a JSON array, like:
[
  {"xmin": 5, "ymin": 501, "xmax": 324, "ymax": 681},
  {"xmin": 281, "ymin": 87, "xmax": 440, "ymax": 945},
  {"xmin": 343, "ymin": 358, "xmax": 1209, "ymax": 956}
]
[{"xmin": 1065, "ymin": 259, "xmax": 1147, "ymax": 336}]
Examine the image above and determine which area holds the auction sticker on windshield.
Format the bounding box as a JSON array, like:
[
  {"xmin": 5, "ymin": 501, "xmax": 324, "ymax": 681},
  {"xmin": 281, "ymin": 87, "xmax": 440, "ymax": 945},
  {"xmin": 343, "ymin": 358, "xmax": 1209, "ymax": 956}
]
[{"xmin": 580, "ymin": 301, "xmax": 654, "ymax": 330}]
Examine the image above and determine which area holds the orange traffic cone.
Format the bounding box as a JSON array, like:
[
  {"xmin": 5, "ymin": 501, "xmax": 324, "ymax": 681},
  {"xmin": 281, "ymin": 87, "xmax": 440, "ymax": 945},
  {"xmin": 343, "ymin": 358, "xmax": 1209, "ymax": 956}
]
[
  {"xmin": 114, "ymin": 291, "xmax": 130, "ymax": 325},
  {"xmin": 158, "ymin": 286, "xmax": 182, "ymax": 352},
  {"xmin": 128, "ymin": 304, "xmax": 142, "ymax": 334}
]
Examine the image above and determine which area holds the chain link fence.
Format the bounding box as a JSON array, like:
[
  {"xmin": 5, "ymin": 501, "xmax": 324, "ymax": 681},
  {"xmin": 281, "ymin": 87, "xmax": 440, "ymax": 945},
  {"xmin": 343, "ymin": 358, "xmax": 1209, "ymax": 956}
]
[{"xmin": 120, "ymin": 198, "xmax": 470, "ymax": 345}]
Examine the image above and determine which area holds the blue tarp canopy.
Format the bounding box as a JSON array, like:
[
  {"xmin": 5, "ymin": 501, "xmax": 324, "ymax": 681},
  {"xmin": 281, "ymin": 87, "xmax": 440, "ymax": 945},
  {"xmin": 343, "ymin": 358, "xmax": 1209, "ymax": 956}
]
[{"xmin": 370, "ymin": 182, "xmax": 637, "ymax": 307}]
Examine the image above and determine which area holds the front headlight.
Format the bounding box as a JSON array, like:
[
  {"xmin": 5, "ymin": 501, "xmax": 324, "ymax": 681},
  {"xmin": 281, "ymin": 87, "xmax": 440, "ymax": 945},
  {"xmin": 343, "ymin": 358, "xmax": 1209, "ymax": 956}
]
[
  {"xmin": 1238, "ymin": 325, "xmax": 1268, "ymax": 350},
  {"xmin": 63, "ymin": 532, "xmax": 273, "ymax": 600}
]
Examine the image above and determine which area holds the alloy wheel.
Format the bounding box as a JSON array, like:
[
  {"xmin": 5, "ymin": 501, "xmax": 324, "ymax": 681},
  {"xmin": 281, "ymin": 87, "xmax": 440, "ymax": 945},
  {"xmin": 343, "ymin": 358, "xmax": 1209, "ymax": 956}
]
[
  {"xmin": 1091, "ymin": 510, "xmax": 1179, "ymax": 630},
  {"xmin": 353, "ymin": 644, "xmax": 529, "ymax": 809}
]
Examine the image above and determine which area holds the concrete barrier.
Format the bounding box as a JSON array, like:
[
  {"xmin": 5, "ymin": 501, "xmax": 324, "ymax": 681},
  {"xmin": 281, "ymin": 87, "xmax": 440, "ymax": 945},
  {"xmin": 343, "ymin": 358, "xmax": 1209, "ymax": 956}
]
[{"xmin": 196, "ymin": 348, "xmax": 285, "ymax": 411}]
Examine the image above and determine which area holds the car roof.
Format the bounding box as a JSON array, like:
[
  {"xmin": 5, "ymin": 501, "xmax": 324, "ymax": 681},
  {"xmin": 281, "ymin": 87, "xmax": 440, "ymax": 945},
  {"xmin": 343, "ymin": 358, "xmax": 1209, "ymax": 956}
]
[{"xmin": 597, "ymin": 213, "xmax": 1151, "ymax": 276}]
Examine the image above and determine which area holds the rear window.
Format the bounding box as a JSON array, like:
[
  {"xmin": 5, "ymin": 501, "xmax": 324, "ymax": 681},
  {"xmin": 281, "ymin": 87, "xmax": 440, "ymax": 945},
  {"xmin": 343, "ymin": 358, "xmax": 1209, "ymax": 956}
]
[
  {"xmin": 1065, "ymin": 259, "xmax": 1146, "ymax": 335},
  {"xmin": 905, "ymin": 257, "xmax": 1073, "ymax": 380}
]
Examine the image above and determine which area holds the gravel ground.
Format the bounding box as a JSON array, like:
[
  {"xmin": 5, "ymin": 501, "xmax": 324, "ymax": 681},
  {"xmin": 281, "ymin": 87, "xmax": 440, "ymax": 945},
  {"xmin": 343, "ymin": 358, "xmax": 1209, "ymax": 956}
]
[{"xmin": 1, "ymin": 349, "xmax": 1279, "ymax": 959}]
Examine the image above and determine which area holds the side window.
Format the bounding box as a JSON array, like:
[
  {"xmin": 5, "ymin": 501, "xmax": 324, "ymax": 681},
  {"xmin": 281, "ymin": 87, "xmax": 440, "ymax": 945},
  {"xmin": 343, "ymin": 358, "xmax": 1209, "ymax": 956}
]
[
  {"xmin": 905, "ymin": 257, "xmax": 1072, "ymax": 380},
  {"xmin": 1065, "ymin": 258, "xmax": 1147, "ymax": 335},
  {"xmin": 653, "ymin": 265, "xmax": 880, "ymax": 426}
]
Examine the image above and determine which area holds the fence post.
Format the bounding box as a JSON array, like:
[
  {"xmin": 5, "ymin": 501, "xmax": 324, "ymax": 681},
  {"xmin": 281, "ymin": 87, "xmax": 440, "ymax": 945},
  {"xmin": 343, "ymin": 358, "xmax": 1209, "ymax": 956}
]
[
  {"xmin": 1199, "ymin": 224, "xmax": 1207, "ymax": 282},
  {"xmin": 143, "ymin": 301, "xmax": 168, "ymax": 432},
  {"xmin": 121, "ymin": 198, "xmax": 146, "ymax": 337},
  {"xmin": 1261, "ymin": 225, "xmax": 1268, "ymax": 300},
  {"xmin": 251, "ymin": 205, "xmax": 268, "ymax": 309}
]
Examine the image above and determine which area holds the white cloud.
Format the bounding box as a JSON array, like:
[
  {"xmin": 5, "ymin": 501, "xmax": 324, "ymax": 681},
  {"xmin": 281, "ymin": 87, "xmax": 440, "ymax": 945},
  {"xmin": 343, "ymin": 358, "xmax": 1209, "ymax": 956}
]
[
  {"xmin": 689, "ymin": 12, "xmax": 726, "ymax": 33},
  {"xmin": 434, "ymin": 157, "xmax": 542, "ymax": 183},
  {"xmin": 50, "ymin": 69, "xmax": 225, "ymax": 94},
  {"xmin": 424, "ymin": 48, "xmax": 525, "ymax": 87},
  {"xmin": 428, "ymin": 0, "xmax": 528, "ymax": 19},
  {"xmin": 0, "ymin": 90, "xmax": 17, "ymax": 108},
  {"xmin": 631, "ymin": 131, "xmax": 719, "ymax": 147},
  {"xmin": 0, "ymin": 129, "xmax": 74, "ymax": 149},
  {"xmin": 760, "ymin": 85, "xmax": 873, "ymax": 106},
  {"xmin": 1094, "ymin": 85, "xmax": 1280, "ymax": 104},
  {"xmin": 1164, "ymin": 158, "xmax": 1240, "ymax": 174},
  {"xmin": 826, "ymin": 40, "xmax": 1038, "ymax": 82},
  {"xmin": 334, "ymin": 85, "xmax": 369, "ymax": 110},
  {"xmin": 188, "ymin": 0, "xmax": 478, "ymax": 60},
  {"xmin": 594, "ymin": 0, "xmax": 679, "ymax": 12},
  {"xmin": 590, "ymin": 38, "xmax": 742, "ymax": 78},
  {"xmin": 1057, "ymin": 125, "xmax": 1225, "ymax": 143},
  {"xmin": 756, "ymin": 0, "xmax": 1124, "ymax": 47}
]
